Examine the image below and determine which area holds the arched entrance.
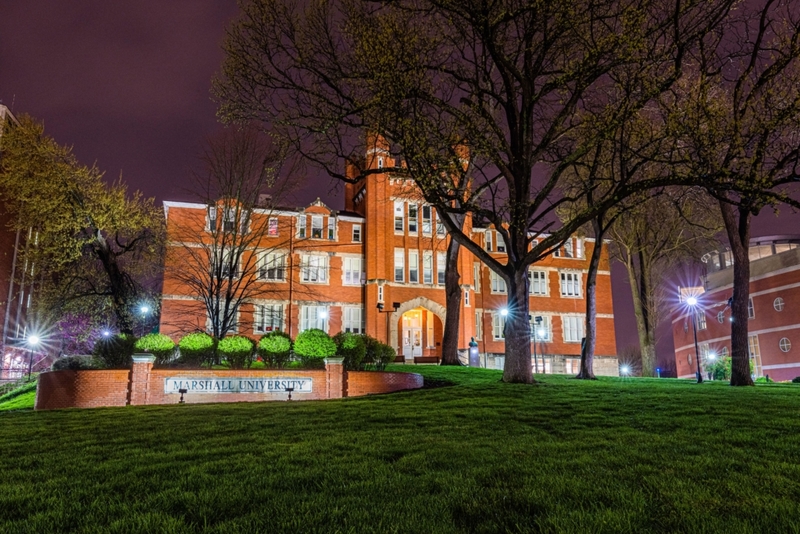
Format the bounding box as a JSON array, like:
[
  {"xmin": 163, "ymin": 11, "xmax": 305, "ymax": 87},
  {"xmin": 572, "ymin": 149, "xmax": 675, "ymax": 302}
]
[{"xmin": 389, "ymin": 297, "xmax": 446, "ymax": 359}]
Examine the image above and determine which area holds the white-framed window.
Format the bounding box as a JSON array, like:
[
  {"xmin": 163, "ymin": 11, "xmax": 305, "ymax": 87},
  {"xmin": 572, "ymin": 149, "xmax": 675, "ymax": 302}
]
[
  {"xmin": 327, "ymin": 217, "xmax": 336, "ymax": 240},
  {"xmin": 207, "ymin": 306, "xmax": 238, "ymax": 334},
  {"xmin": 495, "ymin": 231, "xmax": 506, "ymax": 253},
  {"xmin": 562, "ymin": 315, "xmax": 584, "ymax": 343},
  {"xmin": 408, "ymin": 250, "xmax": 419, "ymax": 283},
  {"xmin": 464, "ymin": 289, "xmax": 470, "ymax": 307},
  {"xmin": 473, "ymin": 262, "xmax": 481, "ymax": 293},
  {"xmin": 378, "ymin": 157, "xmax": 384, "ymax": 168},
  {"xmin": 437, "ymin": 251, "xmax": 446, "ymax": 285},
  {"xmin": 485, "ymin": 230, "xmax": 493, "ymax": 251},
  {"xmin": 377, "ymin": 284, "xmax": 384, "ymax": 302},
  {"xmin": 436, "ymin": 212, "xmax": 445, "ymax": 235},
  {"xmin": 343, "ymin": 306, "xmax": 364, "ymax": 334},
  {"xmin": 562, "ymin": 239, "xmax": 574, "ymax": 258},
  {"xmin": 352, "ymin": 224, "xmax": 362, "ymax": 243},
  {"xmin": 408, "ymin": 203, "xmax": 418, "ymax": 234},
  {"xmin": 268, "ymin": 217, "xmax": 278, "ymax": 236},
  {"xmin": 780, "ymin": 337, "xmax": 792, "ymax": 353},
  {"xmin": 490, "ymin": 271, "xmax": 507, "ymax": 294},
  {"xmin": 559, "ymin": 271, "xmax": 581, "ymax": 297},
  {"xmin": 300, "ymin": 254, "xmax": 328, "ymax": 283},
  {"xmin": 748, "ymin": 334, "xmax": 762, "ymax": 376},
  {"xmin": 474, "ymin": 309, "xmax": 482, "ymax": 340},
  {"xmin": 258, "ymin": 251, "xmax": 285, "ymax": 281},
  {"xmin": 223, "ymin": 208, "xmax": 237, "ymax": 233},
  {"xmin": 696, "ymin": 311, "xmax": 707, "ymax": 330},
  {"xmin": 215, "ymin": 249, "xmax": 239, "ymax": 279},
  {"xmin": 297, "ymin": 215, "xmax": 306, "ymax": 238},
  {"xmin": 576, "ymin": 238, "xmax": 584, "ymax": 259},
  {"xmin": 774, "ymin": 297, "xmax": 785, "ymax": 311},
  {"xmin": 207, "ymin": 206, "xmax": 217, "ymax": 231},
  {"xmin": 423, "ymin": 251, "xmax": 433, "ymax": 284},
  {"xmin": 717, "ymin": 311, "xmax": 725, "ymax": 323},
  {"xmin": 529, "ymin": 270, "xmax": 548, "ymax": 296},
  {"xmin": 748, "ymin": 297, "xmax": 755, "ymax": 319},
  {"xmin": 254, "ymin": 303, "xmax": 283, "ymax": 333},
  {"xmin": 530, "ymin": 315, "xmax": 551, "ymax": 342},
  {"xmin": 394, "ymin": 201, "xmax": 404, "ymax": 233},
  {"xmin": 422, "ymin": 205, "xmax": 432, "ymax": 235},
  {"xmin": 700, "ymin": 342, "xmax": 710, "ymax": 364},
  {"xmin": 342, "ymin": 256, "xmax": 363, "ymax": 286},
  {"xmin": 721, "ymin": 346, "xmax": 729, "ymax": 358},
  {"xmin": 394, "ymin": 248, "xmax": 405, "ymax": 282},
  {"xmin": 311, "ymin": 215, "xmax": 323, "ymax": 238},
  {"xmin": 492, "ymin": 313, "xmax": 506, "ymax": 340},
  {"xmin": 300, "ymin": 305, "xmax": 328, "ymax": 332},
  {"xmin": 426, "ymin": 310, "xmax": 435, "ymax": 348}
]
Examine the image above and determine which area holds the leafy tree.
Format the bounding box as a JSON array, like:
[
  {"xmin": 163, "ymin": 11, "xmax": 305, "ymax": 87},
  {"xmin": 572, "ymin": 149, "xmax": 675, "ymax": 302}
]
[
  {"xmin": 0, "ymin": 115, "xmax": 163, "ymax": 334},
  {"xmin": 215, "ymin": 0, "xmax": 735, "ymax": 382}
]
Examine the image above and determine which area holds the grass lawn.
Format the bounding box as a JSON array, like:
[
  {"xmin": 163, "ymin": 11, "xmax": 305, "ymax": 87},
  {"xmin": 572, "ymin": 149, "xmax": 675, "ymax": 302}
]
[{"xmin": 1, "ymin": 367, "xmax": 799, "ymax": 533}]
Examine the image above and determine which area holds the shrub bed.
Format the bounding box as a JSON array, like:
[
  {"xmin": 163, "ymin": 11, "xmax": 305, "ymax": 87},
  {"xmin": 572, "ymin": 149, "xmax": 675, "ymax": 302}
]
[
  {"xmin": 258, "ymin": 331, "xmax": 292, "ymax": 368},
  {"xmin": 293, "ymin": 329, "xmax": 336, "ymax": 369},
  {"xmin": 178, "ymin": 332, "xmax": 215, "ymax": 367},
  {"xmin": 92, "ymin": 334, "xmax": 137, "ymax": 369},
  {"xmin": 218, "ymin": 335, "xmax": 255, "ymax": 369},
  {"xmin": 134, "ymin": 333, "xmax": 176, "ymax": 366}
]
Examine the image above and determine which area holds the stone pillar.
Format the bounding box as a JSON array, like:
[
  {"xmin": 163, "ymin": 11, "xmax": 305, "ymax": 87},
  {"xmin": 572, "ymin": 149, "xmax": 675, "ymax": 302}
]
[
  {"xmin": 325, "ymin": 357, "xmax": 345, "ymax": 398},
  {"xmin": 129, "ymin": 354, "xmax": 155, "ymax": 406}
]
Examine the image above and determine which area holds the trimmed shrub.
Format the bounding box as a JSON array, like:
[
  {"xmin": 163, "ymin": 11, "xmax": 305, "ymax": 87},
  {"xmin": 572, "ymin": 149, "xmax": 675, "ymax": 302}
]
[
  {"xmin": 258, "ymin": 331, "xmax": 292, "ymax": 368},
  {"xmin": 792, "ymin": 376, "xmax": 800, "ymax": 384},
  {"xmin": 178, "ymin": 332, "xmax": 215, "ymax": 367},
  {"xmin": 333, "ymin": 331, "xmax": 366, "ymax": 370},
  {"xmin": 134, "ymin": 333, "xmax": 176, "ymax": 366},
  {"xmin": 52, "ymin": 355, "xmax": 107, "ymax": 371},
  {"xmin": 92, "ymin": 334, "xmax": 137, "ymax": 369},
  {"xmin": 376, "ymin": 342, "xmax": 396, "ymax": 371},
  {"xmin": 218, "ymin": 335, "xmax": 255, "ymax": 369},
  {"xmin": 294, "ymin": 329, "xmax": 336, "ymax": 368}
]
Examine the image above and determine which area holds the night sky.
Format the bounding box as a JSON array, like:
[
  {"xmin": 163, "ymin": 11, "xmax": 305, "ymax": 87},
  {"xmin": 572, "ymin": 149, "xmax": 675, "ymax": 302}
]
[{"xmin": 2, "ymin": 1, "xmax": 798, "ymax": 370}]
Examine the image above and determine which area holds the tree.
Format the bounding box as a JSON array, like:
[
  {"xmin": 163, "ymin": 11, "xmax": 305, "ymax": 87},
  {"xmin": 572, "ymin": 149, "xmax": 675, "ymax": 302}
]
[
  {"xmin": 216, "ymin": 0, "xmax": 735, "ymax": 382},
  {"xmin": 669, "ymin": 0, "xmax": 800, "ymax": 385},
  {"xmin": 163, "ymin": 126, "xmax": 296, "ymax": 339},
  {"xmin": 0, "ymin": 115, "xmax": 163, "ymax": 335}
]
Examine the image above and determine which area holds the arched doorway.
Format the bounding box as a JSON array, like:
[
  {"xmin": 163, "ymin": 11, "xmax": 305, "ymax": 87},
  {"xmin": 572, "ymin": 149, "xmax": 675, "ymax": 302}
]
[{"xmin": 390, "ymin": 297, "xmax": 446, "ymax": 359}]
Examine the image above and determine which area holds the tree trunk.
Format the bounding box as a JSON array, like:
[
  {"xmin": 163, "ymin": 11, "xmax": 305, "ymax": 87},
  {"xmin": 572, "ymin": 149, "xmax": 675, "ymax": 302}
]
[
  {"xmin": 94, "ymin": 236, "xmax": 135, "ymax": 335},
  {"xmin": 440, "ymin": 238, "xmax": 462, "ymax": 365},
  {"xmin": 576, "ymin": 225, "xmax": 603, "ymax": 379},
  {"xmin": 626, "ymin": 245, "xmax": 656, "ymax": 377},
  {"xmin": 503, "ymin": 267, "xmax": 533, "ymax": 383},
  {"xmin": 719, "ymin": 201, "xmax": 754, "ymax": 386}
]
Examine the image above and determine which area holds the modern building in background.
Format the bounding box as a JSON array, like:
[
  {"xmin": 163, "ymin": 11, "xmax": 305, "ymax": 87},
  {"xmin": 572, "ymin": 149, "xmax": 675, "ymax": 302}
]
[
  {"xmin": 160, "ymin": 138, "xmax": 619, "ymax": 375},
  {"xmin": 672, "ymin": 236, "xmax": 800, "ymax": 381}
]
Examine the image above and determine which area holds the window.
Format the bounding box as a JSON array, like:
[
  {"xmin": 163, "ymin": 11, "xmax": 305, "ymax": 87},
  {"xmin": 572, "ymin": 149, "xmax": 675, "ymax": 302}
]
[
  {"xmin": 378, "ymin": 157, "xmax": 384, "ymax": 168},
  {"xmin": 473, "ymin": 263, "xmax": 481, "ymax": 293},
  {"xmin": 426, "ymin": 310, "xmax": 435, "ymax": 348},
  {"xmin": 562, "ymin": 316, "xmax": 584, "ymax": 343},
  {"xmin": 327, "ymin": 217, "xmax": 335, "ymax": 240},
  {"xmin": 496, "ymin": 231, "xmax": 506, "ymax": 253},
  {"xmin": 342, "ymin": 257, "xmax": 363, "ymax": 285},
  {"xmin": 436, "ymin": 213, "xmax": 445, "ymax": 235},
  {"xmin": 748, "ymin": 334, "xmax": 762, "ymax": 376},
  {"xmin": 223, "ymin": 208, "xmax": 237, "ymax": 232},
  {"xmin": 492, "ymin": 313, "xmax": 506, "ymax": 340},
  {"xmin": 297, "ymin": 216, "xmax": 306, "ymax": 238},
  {"xmin": 394, "ymin": 248, "xmax": 405, "ymax": 282},
  {"xmin": 408, "ymin": 204, "xmax": 418, "ymax": 234},
  {"xmin": 437, "ymin": 252, "xmax": 446, "ymax": 285},
  {"xmin": 576, "ymin": 239, "xmax": 584, "ymax": 259},
  {"xmin": 255, "ymin": 303, "xmax": 283, "ymax": 333},
  {"xmin": 464, "ymin": 289, "xmax": 470, "ymax": 307},
  {"xmin": 258, "ymin": 252, "xmax": 285, "ymax": 281},
  {"xmin": 300, "ymin": 305, "xmax": 328, "ymax": 332},
  {"xmin": 774, "ymin": 297, "xmax": 785, "ymax": 311},
  {"xmin": 215, "ymin": 249, "xmax": 239, "ymax": 279},
  {"xmin": 300, "ymin": 255, "xmax": 328, "ymax": 283},
  {"xmin": 474, "ymin": 310, "xmax": 482, "ymax": 340},
  {"xmin": 422, "ymin": 206, "xmax": 432, "ymax": 235},
  {"xmin": 485, "ymin": 230, "xmax": 493, "ymax": 251},
  {"xmin": 207, "ymin": 306, "xmax": 238, "ymax": 334},
  {"xmin": 207, "ymin": 206, "xmax": 217, "ymax": 231},
  {"xmin": 720, "ymin": 346, "xmax": 729, "ymax": 358},
  {"xmin": 700, "ymin": 342, "xmax": 710, "ymax": 364},
  {"xmin": 530, "ymin": 315, "xmax": 551, "ymax": 341},
  {"xmin": 490, "ymin": 271, "xmax": 507, "ymax": 294},
  {"xmin": 268, "ymin": 217, "xmax": 278, "ymax": 236},
  {"xmin": 343, "ymin": 307, "xmax": 364, "ymax": 334},
  {"xmin": 408, "ymin": 250, "xmax": 419, "ymax": 283},
  {"xmin": 378, "ymin": 284, "xmax": 384, "ymax": 302},
  {"xmin": 717, "ymin": 311, "xmax": 725, "ymax": 323},
  {"xmin": 352, "ymin": 224, "xmax": 362, "ymax": 242},
  {"xmin": 311, "ymin": 215, "xmax": 323, "ymax": 238},
  {"xmin": 696, "ymin": 311, "xmax": 707, "ymax": 331},
  {"xmin": 780, "ymin": 337, "xmax": 792, "ymax": 353},
  {"xmin": 394, "ymin": 201, "xmax": 404, "ymax": 233},
  {"xmin": 748, "ymin": 297, "xmax": 755, "ymax": 319},
  {"xmin": 423, "ymin": 251, "xmax": 433, "ymax": 284},
  {"xmin": 562, "ymin": 239, "xmax": 574, "ymax": 258},
  {"xmin": 529, "ymin": 270, "xmax": 548, "ymax": 296},
  {"xmin": 560, "ymin": 272, "xmax": 581, "ymax": 297}
]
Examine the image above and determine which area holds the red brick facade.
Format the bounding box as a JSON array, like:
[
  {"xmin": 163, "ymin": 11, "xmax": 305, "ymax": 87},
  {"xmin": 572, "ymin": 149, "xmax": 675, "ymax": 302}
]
[{"xmin": 160, "ymin": 140, "xmax": 618, "ymax": 374}]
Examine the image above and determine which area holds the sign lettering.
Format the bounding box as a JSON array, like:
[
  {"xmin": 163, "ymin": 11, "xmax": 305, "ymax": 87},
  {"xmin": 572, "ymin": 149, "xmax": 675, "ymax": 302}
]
[{"xmin": 164, "ymin": 377, "xmax": 313, "ymax": 394}]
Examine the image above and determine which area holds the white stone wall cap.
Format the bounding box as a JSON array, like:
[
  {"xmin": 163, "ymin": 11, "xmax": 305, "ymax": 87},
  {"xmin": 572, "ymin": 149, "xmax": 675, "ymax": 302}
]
[
  {"xmin": 132, "ymin": 354, "xmax": 156, "ymax": 363},
  {"xmin": 324, "ymin": 357, "xmax": 345, "ymax": 364}
]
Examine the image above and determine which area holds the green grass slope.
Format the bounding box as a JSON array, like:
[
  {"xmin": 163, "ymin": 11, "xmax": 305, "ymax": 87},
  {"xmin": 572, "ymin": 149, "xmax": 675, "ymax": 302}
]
[
  {"xmin": 0, "ymin": 380, "xmax": 36, "ymax": 412},
  {"xmin": 1, "ymin": 367, "xmax": 799, "ymax": 533}
]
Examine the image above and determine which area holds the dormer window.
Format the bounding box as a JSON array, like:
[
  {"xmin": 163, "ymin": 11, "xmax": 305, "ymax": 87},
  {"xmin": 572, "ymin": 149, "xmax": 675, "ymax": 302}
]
[
  {"xmin": 207, "ymin": 207, "xmax": 217, "ymax": 231},
  {"xmin": 312, "ymin": 215, "xmax": 323, "ymax": 238}
]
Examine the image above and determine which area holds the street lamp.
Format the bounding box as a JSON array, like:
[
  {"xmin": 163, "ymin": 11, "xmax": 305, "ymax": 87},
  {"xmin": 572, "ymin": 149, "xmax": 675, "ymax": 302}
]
[
  {"xmin": 685, "ymin": 296, "xmax": 704, "ymax": 383},
  {"xmin": 27, "ymin": 335, "xmax": 40, "ymax": 380},
  {"xmin": 620, "ymin": 365, "xmax": 631, "ymax": 376}
]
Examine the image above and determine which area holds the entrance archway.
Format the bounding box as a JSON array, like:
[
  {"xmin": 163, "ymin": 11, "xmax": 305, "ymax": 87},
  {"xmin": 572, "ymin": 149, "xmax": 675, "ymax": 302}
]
[{"xmin": 389, "ymin": 297, "xmax": 446, "ymax": 358}]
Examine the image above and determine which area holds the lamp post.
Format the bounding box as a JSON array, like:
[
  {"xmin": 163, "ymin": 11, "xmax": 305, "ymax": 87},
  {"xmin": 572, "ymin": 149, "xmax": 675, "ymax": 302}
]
[
  {"xmin": 27, "ymin": 334, "xmax": 40, "ymax": 380},
  {"xmin": 686, "ymin": 296, "xmax": 704, "ymax": 383}
]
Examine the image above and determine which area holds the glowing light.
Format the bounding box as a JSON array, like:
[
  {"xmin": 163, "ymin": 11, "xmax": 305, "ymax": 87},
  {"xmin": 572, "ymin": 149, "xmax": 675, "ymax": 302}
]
[
  {"xmin": 28, "ymin": 335, "xmax": 40, "ymax": 346},
  {"xmin": 102, "ymin": 330, "xmax": 111, "ymax": 337},
  {"xmin": 686, "ymin": 296, "xmax": 698, "ymax": 306},
  {"xmin": 140, "ymin": 305, "xmax": 150, "ymax": 314},
  {"xmin": 537, "ymin": 328, "xmax": 546, "ymax": 338},
  {"xmin": 500, "ymin": 308, "xmax": 508, "ymax": 316},
  {"xmin": 708, "ymin": 353, "xmax": 716, "ymax": 361},
  {"xmin": 319, "ymin": 310, "xmax": 328, "ymax": 319},
  {"xmin": 620, "ymin": 365, "xmax": 630, "ymax": 375}
]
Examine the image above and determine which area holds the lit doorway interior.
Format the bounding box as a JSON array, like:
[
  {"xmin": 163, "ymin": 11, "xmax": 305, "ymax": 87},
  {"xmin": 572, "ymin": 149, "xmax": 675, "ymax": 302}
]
[{"xmin": 401, "ymin": 309, "xmax": 423, "ymax": 359}]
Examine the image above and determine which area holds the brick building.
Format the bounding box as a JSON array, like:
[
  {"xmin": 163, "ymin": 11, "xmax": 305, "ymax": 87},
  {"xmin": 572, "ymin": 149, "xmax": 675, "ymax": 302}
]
[
  {"xmin": 160, "ymin": 142, "xmax": 619, "ymax": 375},
  {"xmin": 672, "ymin": 236, "xmax": 800, "ymax": 381}
]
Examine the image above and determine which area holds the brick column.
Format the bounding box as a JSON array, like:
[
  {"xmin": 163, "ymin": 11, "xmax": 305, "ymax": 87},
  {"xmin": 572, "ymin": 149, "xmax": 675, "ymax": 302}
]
[
  {"xmin": 325, "ymin": 358, "xmax": 345, "ymax": 398},
  {"xmin": 129, "ymin": 354, "xmax": 155, "ymax": 406}
]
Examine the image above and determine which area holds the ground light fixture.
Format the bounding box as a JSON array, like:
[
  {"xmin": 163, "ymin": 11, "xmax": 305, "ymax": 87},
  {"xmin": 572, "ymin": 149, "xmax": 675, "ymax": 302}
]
[
  {"xmin": 685, "ymin": 295, "xmax": 704, "ymax": 383},
  {"xmin": 620, "ymin": 365, "xmax": 631, "ymax": 376}
]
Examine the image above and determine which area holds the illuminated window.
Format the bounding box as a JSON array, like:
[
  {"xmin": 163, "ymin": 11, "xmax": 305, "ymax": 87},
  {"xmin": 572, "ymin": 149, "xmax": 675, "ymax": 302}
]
[
  {"xmin": 258, "ymin": 252, "xmax": 285, "ymax": 281},
  {"xmin": 562, "ymin": 316, "xmax": 584, "ymax": 343},
  {"xmin": 300, "ymin": 305, "xmax": 328, "ymax": 332},
  {"xmin": 327, "ymin": 217, "xmax": 335, "ymax": 240},
  {"xmin": 394, "ymin": 249, "xmax": 405, "ymax": 282},
  {"xmin": 297, "ymin": 216, "xmax": 306, "ymax": 238},
  {"xmin": 311, "ymin": 215, "xmax": 323, "ymax": 238},
  {"xmin": 268, "ymin": 217, "xmax": 278, "ymax": 236},
  {"xmin": 696, "ymin": 311, "xmax": 707, "ymax": 330},
  {"xmin": 255, "ymin": 304, "xmax": 283, "ymax": 333}
]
